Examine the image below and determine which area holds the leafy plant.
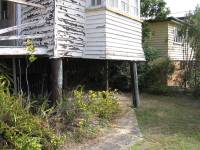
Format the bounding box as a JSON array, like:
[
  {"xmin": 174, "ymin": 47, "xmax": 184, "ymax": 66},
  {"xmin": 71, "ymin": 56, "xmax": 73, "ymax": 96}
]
[
  {"xmin": 53, "ymin": 88, "xmax": 120, "ymax": 142},
  {"xmin": 25, "ymin": 39, "xmax": 37, "ymax": 100},
  {"xmin": 0, "ymin": 75, "xmax": 64, "ymax": 149}
]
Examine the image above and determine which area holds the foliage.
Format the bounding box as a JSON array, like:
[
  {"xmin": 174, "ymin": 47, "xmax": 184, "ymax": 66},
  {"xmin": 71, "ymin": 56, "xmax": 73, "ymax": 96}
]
[
  {"xmin": 25, "ymin": 39, "xmax": 37, "ymax": 63},
  {"xmin": 139, "ymin": 49, "xmax": 175, "ymax": 93},
  {"xmin": 141, "ymin": 0, "xmax": 170, "ymax": 45},
  {"xmin": 141, "ymin": 0, "xmax": 170, "ymax": 20},
  {"xmin": 0, "ymin": 76, "xmax": 64, "ymax": 149},
  {"xmin": 25, "ymin": 39, "xmax": 38, "ymax": 99},
  {"xmin": 53, "ymin": 88, "xmax": 120, "ymax": 142},
  {"xmin": 179, "ymin": 6, "xmax": 200, "ymax": 95},
  {"xmin": 144, "ymin": 46, "xmax": 159, "ymax": 62},
  {"xmin": 0, "ymin": 71, "xmax": 120, "ymax": 148}
]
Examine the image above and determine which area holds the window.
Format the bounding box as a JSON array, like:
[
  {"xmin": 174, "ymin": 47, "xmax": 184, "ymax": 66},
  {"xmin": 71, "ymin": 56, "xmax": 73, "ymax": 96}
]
[
  {"xmin": 108, "ymin": 0, "xmax": 118, "ymax": 8},
  {"xmin": 121, "ymin": 0, "xmax": 129, "ymax": 13},
  {"xmin": 132, "ymin": 0, "xmax": 138, "ymax": 16},
  {"xmin": 0, "ymin": 1, "xmax": 8, "ymax": 20},
  {"xmin": 91, "ymin": 0, "xmax": 102, "ymax": 6},
  {"xmin": 173, "ymin": 27, "xmax": 183, "ymax": 43}
]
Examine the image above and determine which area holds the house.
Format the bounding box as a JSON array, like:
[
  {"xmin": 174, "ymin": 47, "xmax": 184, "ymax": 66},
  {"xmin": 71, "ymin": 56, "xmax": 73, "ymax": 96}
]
[
  {"xmin": 0, "ymin": 0, "xmax": 145, "ymax": 106},
  {"xmin": 146, "ymin": 17, "xmax": 193, "ymax": 87}
]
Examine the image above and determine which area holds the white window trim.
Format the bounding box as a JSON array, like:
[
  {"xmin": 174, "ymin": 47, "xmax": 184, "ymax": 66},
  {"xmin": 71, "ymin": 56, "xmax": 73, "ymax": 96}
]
[
  {"xmin": 173, "ymin": 27, "xmax": 183, "ymax": 44},
  {"xmin": 107, "ymin": 0, "xmax": 139, "ymax": 17},
  {"xmin": 90, "ymin": 0, "xmax": 102, "ymax": 7},
  {"xmin": 87, "ymin": 0, "xmax": 140, "ymax": 18}
]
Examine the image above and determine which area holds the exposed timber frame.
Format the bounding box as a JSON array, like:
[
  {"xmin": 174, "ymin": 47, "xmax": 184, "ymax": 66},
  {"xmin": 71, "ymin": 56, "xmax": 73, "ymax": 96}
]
[
  {"xmin": 0, "ymin": 33, "xmax": 52, "ymax": 41},
  {"xmin": 5, "ymin": 0, "xmax": 45, "ymax": 9},
  {"xmin": 0, "ymin": 6, "xmax": 48, "ymax": 55},
  {"xmin": 0, "ymin": 20, "xmax": 45, "ymax": 35},
  {"xmin": 0, "ymin": 46, "xmax": 48, "ymax": 55}
]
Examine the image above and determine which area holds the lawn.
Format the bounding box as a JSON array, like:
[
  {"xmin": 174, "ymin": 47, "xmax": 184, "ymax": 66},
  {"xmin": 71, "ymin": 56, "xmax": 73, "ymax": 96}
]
[{"xmin": 132, "ymin": 93, "xmax": 200, "ymax": 150}]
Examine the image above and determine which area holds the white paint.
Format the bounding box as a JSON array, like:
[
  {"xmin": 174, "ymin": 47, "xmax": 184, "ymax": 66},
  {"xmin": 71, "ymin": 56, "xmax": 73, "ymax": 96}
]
[
  {"xmin": 0, "ymin": 0, "xmax": 145, "ymax": 61},
  {"xmin": 0, "ymin": 46, "xmax": 48, "ymax": 55},
  {"xmin": 84, "ymin": 9, "xmax": 145, "ymax": 61}
]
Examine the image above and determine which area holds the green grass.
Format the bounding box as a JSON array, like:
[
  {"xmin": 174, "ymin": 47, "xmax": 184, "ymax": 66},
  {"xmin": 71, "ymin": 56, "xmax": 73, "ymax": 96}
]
[{"xmin": 132, "ymin": 94, "xmax": 200, "ymax": 150}]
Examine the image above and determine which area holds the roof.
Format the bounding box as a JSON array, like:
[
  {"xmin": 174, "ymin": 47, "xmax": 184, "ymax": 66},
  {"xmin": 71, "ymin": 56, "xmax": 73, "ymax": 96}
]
[{"xmin": 147, "ymin": 17, "xmax": 185, "ymax": 24}]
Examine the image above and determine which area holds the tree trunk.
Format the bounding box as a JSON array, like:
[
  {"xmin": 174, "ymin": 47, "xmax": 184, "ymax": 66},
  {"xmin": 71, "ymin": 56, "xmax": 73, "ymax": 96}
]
[
  {"xmin": 50, "ymin": 58, "xmax": 63, "ymax": 102},
  {"xmin": 130, "ymin": 61, "xmax": 140, "ymax": 108}
]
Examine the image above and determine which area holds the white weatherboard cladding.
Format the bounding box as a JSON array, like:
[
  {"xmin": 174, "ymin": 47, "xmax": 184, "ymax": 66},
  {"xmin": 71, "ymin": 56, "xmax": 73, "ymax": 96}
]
[
  {"xmin": 19, "ymin": 0, "xmax": 144, "ymax": 60},
  {"xmin": 21, "ymin": 0, "xmax": 54, "ymax": 55},
  {"xmin": 85, "ymin": 10, "xmax": 106, "ymax": 59},
  {"xmin": 54, "ymin": 0, "xmax": 86, "ymax": 58},
  {"xmin": 168, "ymin": 23, "xmax": 193, "ymax": 61},
  {"xmin": 84, "ymin": 9, "xmax": 145, "ymax": 61}
]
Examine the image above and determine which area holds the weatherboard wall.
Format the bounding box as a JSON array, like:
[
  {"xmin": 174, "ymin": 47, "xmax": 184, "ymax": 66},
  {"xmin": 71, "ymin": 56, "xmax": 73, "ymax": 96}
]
[
  {"xmin": 105, "ymin": 10, "xmax": 144, "ymax": 61},
  {"xmin": 168, "ymin": 22, "xmax": 193, "ymax": 61},
  {"xmin": 84, "ymin": 9, "xmax": 106, "ymax": 59},
  {"xmin": 4, "ymin": 0, "xmax": 145, "ymax": 61},
  {"xmin": 84, "ymin": 8, "xmax": 145, "ymax": 61},
  {"xmin": 146, "ymin": 22, "xmax": 169, "ymax": 58},
  {"xmin": 54, "ymin": 0, "xmax": 86, "ymax": 58},
  {"xmin": 21, "ymin": 0, "xmax": 55, "ymax": 56}
]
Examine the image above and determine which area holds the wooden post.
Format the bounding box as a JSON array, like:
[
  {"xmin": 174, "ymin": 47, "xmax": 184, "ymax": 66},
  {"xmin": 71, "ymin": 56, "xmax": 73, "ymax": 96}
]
[
  {"xmin": 106, "ymin": 60, "xmax": 109, "ymax": 91},
  {"xmin": 12, "ymin": 58, "xmax": 17, "ymax": 94},
  {"xmin": 50, "ymin": 58, "xmax": 63, "ymax": 102},
  {"xmin": 130, "ymin": 61, "xmax": 140, "ymax": 108}
]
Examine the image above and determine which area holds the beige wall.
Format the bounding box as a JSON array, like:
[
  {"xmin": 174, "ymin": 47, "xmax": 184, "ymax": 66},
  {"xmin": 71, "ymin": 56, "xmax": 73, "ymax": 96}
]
[
  {"xmin": 147, "ymin": 20, "xmax": 193, "ymax": 61},
  {"xmin": 146, "ymin": 22, "xmax": 168, "ymax": 57}
]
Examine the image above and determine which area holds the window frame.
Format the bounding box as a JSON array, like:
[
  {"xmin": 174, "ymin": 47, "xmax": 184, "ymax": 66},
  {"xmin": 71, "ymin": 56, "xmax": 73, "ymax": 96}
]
[
  {"xmin": 90, "ymin": 0, "xmax": 102, "ymax": 7},
  {"xmin": 0, "ymin": 1, "xmax": 8, "ymax": 20},
  {"xmin": 88, "ymin": 0, "xmax": 140, "ymax": 17},
  {"xmin": 108, "ymin": 0, "xmax": 118, "ymax": 9},
  {"xmin": 121, "ymin": 0, "xmax": 129, "ymax": 13},
  {"xmin": 173, "ymin": 27, "xmax": 183, "ymax": 44}
]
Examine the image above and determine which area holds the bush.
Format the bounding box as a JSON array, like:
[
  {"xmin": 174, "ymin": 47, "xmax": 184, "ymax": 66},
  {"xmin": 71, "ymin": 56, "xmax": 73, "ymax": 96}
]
[
  {"xmin": 139, "ymin": 52, "xmax": 175, "ymax": 93},
  {"xmin": 0, "ymin": 77, "xmax": 64, "ymax": 149},
  {"xmin": 0, "ymin": 74, "xmax": 120, "ymax": 147},
  {"xmin": 146, "ymin": 84, "xmax": 174, "ymax": 95},
  {"xmin": 54, "ymin": 88, "xmax": 120, "ymax": 142}
]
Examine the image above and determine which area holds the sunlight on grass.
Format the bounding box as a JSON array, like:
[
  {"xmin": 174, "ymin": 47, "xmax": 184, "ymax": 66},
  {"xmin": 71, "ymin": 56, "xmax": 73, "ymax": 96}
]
[{"xmin": 132, "ymin": 94, "xmax": 200, "ymax": 150}]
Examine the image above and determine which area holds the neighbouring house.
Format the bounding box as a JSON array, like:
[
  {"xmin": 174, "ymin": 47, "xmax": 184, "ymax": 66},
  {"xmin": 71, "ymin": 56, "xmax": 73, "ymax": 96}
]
[
  {"xmin": 0, "ymin": 0, "xmax": 145, "ymax": 105},
  {"xmin": 146, "ymin": 17, "xmax": 193, "ymax": 87}
]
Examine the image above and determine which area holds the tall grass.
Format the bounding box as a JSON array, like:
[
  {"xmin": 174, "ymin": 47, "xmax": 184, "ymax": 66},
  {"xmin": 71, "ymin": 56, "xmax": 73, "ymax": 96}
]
[
  {"xmin": 0, "ymin": 76, "xmax": 64, "ymax": 149},
  {"xmin": 0, "ymin": 77, "xmax": 120, "ymax": 149}
]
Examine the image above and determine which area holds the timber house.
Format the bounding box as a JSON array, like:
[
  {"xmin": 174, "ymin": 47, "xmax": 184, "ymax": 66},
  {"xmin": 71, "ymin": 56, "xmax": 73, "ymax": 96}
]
[
  {"xmin": 147, "ymin": 17, "xmax": 193, "ymax": 87},
  {"xmin": 0, "ymin": 0, "xmax": 145, "ymax": 105}
]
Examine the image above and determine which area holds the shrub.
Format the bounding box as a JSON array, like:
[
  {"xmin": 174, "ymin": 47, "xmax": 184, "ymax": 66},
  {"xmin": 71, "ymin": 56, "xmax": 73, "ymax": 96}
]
[
  {"xmin": 147, "ymin": 84, "xmax": 174, "ymax": 95},
  {"xmin": 0, "ymin": 76, "xmax": 64, "ymax": 149},
  {"xmin": 54, "ymin": 88, "xmax": 120, "ymax": 142},
  {"xmin": 139, "ymin": 55, "xmax": 175, "ymax": 93}
]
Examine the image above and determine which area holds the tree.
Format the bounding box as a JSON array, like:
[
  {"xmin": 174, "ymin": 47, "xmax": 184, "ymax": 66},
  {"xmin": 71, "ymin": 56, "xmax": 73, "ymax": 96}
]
[
  {"xmin": 141, "ymin": 0, "xmax": 170, "ymax": 20},
  {"xmin": 179, "ymin": 6, "xmax": 200, "ymax": 95},
  {"xmin": 138, "ymin": 0, "xmax": 173, "ymax": 92}
]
